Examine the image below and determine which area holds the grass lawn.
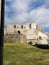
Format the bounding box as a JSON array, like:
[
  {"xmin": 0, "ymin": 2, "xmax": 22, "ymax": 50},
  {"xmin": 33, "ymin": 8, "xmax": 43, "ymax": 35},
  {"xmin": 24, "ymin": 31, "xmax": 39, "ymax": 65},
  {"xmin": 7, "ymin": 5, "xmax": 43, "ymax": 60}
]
[{"xmin": 4, "ymin": 43, "xmax": 49, "ymax": 65}]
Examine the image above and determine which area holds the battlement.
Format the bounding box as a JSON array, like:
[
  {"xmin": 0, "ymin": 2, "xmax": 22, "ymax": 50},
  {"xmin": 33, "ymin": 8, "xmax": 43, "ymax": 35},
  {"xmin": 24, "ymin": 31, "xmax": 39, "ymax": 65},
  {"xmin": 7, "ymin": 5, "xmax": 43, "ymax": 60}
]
[{"xmin": 6, "ymin": 23, "xmax": 42, "ymax": 34}]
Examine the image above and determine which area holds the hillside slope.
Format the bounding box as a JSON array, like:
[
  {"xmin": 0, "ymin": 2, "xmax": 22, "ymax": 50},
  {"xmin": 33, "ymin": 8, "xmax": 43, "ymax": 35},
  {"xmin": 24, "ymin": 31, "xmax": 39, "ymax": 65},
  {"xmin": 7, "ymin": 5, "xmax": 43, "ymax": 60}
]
[{"xmin": 4, "ymin": 43, "xmax": 49, "ymax": 65}]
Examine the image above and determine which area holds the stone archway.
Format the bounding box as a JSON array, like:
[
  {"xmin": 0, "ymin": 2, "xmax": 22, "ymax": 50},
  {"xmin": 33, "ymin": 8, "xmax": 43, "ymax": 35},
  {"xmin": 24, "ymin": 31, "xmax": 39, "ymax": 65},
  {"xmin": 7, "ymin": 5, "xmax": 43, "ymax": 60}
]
[
  {"xmin": 28, "ymin": 41, "xmax": 32, "ymax": 45},
  {"xmin": 18, "ymin": 30, "xmax": 20, "ymax": 34}
]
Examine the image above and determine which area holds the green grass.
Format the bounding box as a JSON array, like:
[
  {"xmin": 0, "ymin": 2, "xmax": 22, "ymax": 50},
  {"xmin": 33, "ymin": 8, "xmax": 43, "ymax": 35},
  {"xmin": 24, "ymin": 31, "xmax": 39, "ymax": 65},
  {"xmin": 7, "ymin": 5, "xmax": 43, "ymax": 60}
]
[{"xmin": 4, "ymin": 43, "xmax": 49, "ymax": 65}]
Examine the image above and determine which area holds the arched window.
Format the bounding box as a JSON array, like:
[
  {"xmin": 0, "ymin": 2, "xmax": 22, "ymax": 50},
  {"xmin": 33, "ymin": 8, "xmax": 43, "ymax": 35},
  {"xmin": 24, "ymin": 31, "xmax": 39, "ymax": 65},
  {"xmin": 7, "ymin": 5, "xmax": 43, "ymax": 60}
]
[
  {"xmin": 39, "ymin": 36, "xmax": 42, "ymax": 40},
  {"xmin": 29, "ymin": 24, "xmax": 31, "ymax": 29},
  {"xmin": 14, "ymin": 25, "xmax": 16, "ymax": 28},
  {"xmin": 21, "ymin": 25, "xmax": 23, "ymax": 29},
  {"xmin": 17, "ymin": 27, "xmax": 19, "ymax": 28}
]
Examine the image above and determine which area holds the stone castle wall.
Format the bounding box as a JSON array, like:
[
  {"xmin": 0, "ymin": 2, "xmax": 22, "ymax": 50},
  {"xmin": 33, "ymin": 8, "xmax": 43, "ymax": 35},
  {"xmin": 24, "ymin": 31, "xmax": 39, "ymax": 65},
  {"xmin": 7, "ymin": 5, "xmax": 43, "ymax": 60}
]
[
  {"xmin": 4, "ymin": 33, "xmax": 27, "ymax": 43},
  {"xmin": 6, "ymin": 23, "xmax": 38, "ymax": 34},
  {"xmin": 4, "ymin": 23, "xmax": 48, "ymax": 44}
]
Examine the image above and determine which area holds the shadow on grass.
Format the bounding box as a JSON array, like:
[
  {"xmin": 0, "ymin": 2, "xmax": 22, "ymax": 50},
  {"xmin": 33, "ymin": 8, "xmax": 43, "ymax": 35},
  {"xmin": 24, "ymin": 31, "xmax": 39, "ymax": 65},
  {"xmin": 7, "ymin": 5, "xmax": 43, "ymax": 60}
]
[
  {"xmin": 35, "ymin": 44, "xmax": 49, "ymax": 49},
  {"xmin": 28, "ymin": 43, "xmax": 49, "ymax": 49}
]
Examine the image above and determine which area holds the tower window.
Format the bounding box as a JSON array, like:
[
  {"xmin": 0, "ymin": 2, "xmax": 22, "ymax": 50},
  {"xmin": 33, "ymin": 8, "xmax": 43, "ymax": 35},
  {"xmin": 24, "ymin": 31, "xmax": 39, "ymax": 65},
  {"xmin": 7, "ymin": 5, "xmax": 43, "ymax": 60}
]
[
  {"xmin": 29, "ymin": 24, "xmax": 31, "ymax": 29},
  {"xmin": 39, "ymin": 36, "xmax": 42, "ymax": 40},
  {"xmin": 24, "ymin": 27, "xmax": 25, "ymax": 28},
  {"xmin": 17, "ymin": 27, "xmax": 19, "ymax": 28},
  {"xmin": 14, "ymin": 25, "xmax": 16, "ymax": 28},
  {"xmin": 21, "ymin": 25, "xmax": 23, "ymax": 29}
]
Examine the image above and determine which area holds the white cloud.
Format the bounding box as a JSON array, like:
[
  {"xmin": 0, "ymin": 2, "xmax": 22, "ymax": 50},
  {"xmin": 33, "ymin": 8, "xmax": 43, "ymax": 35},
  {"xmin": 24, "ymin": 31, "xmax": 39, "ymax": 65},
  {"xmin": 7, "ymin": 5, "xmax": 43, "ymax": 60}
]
[
  {"xmin": 5, "ymin": 0, "xmax": 49, "ymax": 30},
  {"xmin": 11, "ymin": 0, "xmax": 32, "ymax": 13},
  {"xmin": 6, "ymin": 0, "xmax": 38, "ymax": 13},
  {"xmin": 45, "ymin": 0, "xmax": 49, "ymax": 7},
  {"xmin": 28, "ymin": 7, "xmax": 49, "ymax": 28}
]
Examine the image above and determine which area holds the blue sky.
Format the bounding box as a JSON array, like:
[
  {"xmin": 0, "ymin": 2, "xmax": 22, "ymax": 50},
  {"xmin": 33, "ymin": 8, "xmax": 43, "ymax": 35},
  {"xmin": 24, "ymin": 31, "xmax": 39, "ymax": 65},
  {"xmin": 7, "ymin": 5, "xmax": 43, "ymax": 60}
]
[{"xmin": 5, "ymin": 0, "xmax": 49, "ymax": 32}]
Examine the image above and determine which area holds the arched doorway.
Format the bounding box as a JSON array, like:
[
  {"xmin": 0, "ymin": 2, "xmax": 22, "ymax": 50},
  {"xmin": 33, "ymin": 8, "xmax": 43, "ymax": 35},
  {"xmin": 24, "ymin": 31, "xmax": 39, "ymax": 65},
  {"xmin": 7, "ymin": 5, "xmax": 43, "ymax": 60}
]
[
  {"xmin": 28, "ymin": 41, "xmax": 32, "ymax": 45},
  {"xmin": 18, "ymin": 30, "xmax": 20, "ymax": 34}
]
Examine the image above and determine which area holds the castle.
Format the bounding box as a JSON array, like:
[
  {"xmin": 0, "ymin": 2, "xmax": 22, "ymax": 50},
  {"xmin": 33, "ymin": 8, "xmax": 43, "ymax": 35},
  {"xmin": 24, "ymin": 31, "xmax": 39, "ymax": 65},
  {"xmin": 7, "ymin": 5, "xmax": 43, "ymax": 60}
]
[{"xmin": 4, "ymin": 22, "xmax": 48, "ymax": 45}]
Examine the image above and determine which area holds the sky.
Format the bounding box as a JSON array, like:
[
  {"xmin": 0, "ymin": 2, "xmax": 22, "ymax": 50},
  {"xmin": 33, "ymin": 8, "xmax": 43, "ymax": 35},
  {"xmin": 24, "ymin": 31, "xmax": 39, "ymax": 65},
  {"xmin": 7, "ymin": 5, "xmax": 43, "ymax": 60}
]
[{"xmin": 5, "ymin": 0, "xmax": 49, "ymax": 32}]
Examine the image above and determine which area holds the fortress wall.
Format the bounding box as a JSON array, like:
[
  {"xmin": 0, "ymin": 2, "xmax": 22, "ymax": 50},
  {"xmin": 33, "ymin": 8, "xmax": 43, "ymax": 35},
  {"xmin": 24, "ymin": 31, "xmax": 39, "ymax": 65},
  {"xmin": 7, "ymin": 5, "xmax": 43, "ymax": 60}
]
[
  {"xmin": 4, "ymin": 33, "xmax": 27, "ymax": 43},
  {"xmin": 6, "ymin": 23, "xmax": 37, "ymax": 34},
  {"xmin": 7, "ymin": 24, "xmax": 14, "ymax": 34},
  {"xmin": 38, "ymin": 31, "xmax": 48, "ymax": 39},
  {"xmin": 31, "ymin": 23, "xmax": 36, "ymax": 29},
  {"xmin": 5, "ymin": 23, "xmax": 47, "ymax": 43},
  {"xmin": 4, "ymin": 34, "xmax": 20, "ymax": 43},
  {"xmin": 27, "ymin": 39, "xmax": 38, "ymax": 45},
  {"xmin": 20, "ymin": 33, "xmax": 27, "ymax": 43}
]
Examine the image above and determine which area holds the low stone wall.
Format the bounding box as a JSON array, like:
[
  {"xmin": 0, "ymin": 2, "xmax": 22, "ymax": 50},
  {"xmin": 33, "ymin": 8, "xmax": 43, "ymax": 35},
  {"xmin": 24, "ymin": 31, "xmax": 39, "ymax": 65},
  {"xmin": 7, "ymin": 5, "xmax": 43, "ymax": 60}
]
[
  {"xmin": 4, "ymin": 33, "xmax": 27, "ymax": 43},
  {"xmin": 4, "ymin": 34, "xmax": 19, "ymax": 43}
]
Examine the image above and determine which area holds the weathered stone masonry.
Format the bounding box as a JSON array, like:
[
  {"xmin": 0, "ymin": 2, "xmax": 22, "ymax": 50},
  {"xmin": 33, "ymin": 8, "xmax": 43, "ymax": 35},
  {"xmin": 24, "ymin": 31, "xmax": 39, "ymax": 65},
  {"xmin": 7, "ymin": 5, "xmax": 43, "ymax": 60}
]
[{"xmin": 4, "ymin": 22, "xmax": 48, "ymax": 44}]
